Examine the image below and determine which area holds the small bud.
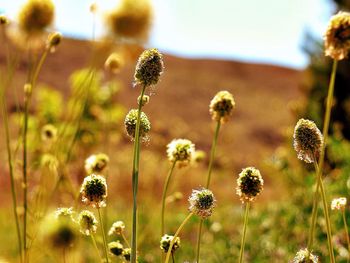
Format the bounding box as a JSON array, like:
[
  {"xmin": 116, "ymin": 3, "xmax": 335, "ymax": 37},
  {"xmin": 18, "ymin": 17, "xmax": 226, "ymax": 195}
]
[
  {"xmin": 236, "ymin": 167, "xmax": 264, "ymax": 203},
  {"xmin": 41, "ymin": 124, "xmax": 57, "ymax": 142},
  {"xmin": 160, "ymin": 234, "xmax": 181, "ymax": 253},
  {"xmin": 80, "ymin": 174, "xmax": 108, "ymax": 208},
  {"xmin": 124, "ymin": 109, "xmax": 151, "ymax": 141},
  {"xmin": 166, "ymin": 139, "xmax": 195, "ymax": 168},
  {"xmin": 331, "ymin": 197, "xmax": 347, "ymax": 211},
  {"xmin": 84, "ymin": 153, "xmax": 109, "ymax": 174},
  {"xmin": 78, "ymin": 210, "xmax": 98, "ymax": 236},
  {"xmin": 293, "ymin": 248, "xmax": 319, "ymax": 263},
  {"xmin": 105, "ymin": 53, "xmax": 124, "ymax": 74},
  {"xmin": 24, "ymin": 83, "xmax": 32, "ymax": 97},
  {"xmin": 137, "ymin": 95, "xmax": 150, "ymax": 107},
  {"xmin": 109, "ymin": 241, "xmax": 124, "ymax": 256},
  {"xmin": 46, "ymin": 32, "xmax": 62, "ymax": 52},
  {"xmin": 188, "ymin": 188, "xmax": 216, "ymax": 219},
  {"xmin": 108, "ymin": 221, "xmax": 125, "ymax": 236},
  {"xmin": 209, "ymin": 90, "xmax": 235, "ymax": 123}
]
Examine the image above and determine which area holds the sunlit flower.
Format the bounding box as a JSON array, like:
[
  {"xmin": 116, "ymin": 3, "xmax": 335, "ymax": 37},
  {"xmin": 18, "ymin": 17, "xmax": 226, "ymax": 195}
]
[
  {"xmin": 122, "ymin": 248, "xmax": 132, "ymax": 261},
  {"xmin": 80, "ymin": 174, "xmax": 107, "ymax": 208},
  {"xmin": 167, "ymin": 139, "xmax": 195, "ymax": 168},
  {"xmin": 124, "ymin": 109, "xmax": 151, "ymax": 141},
  {"xmin": 188, "ymin": 188, "xmax": 216, "ymax": 219},
  {"xmin": 209, "ymin": 90, "xmax": 235, "ymax": 123},
  {"xmin": 41, "ymin": 124, "xmax": 57, "ymax": 142},
  {"xmin": 78, "ymin": 210, "xmax": 98, "ymax": 236},
  {"xmin": 108, "ymin": 221, "xmax": 125, "ymax": 236},
  {"xmin": 293, "ymin": 248, "xmax": 319, "ymax": 263},
  {"xmin": 160, "ymin": 234, "xmax": 180, "ymax": 253},
  {"xmin": 236, "ymin": 167, "xmax": 264, "ymax": 203},
  {"xmin": 84, "ymin": 153, "xmax": 109, "ymax": 174},
  {"xmin": 55, "ymin": 207, "xmax": 74, "ymax": 220},
  {"xmin": 109, "ymin": 241, "xmax": 124, "ymax": 256},
  {"xmin": 331, "ymin": 197, "xmax": 347, "ymax": 211},
  {"xmin": 46, "ymin": 31, "xmax": 62, "ymax": 52},
  {"xmin": 137, "ymin": 94, "xmax": 150, "ymax": 107}
]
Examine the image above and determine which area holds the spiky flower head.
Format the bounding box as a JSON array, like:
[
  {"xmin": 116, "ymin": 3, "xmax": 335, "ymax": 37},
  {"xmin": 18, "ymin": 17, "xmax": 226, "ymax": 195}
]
[
  {"xmin": 78, "ymin": 210, "xmax": 98, "ymax": 236},
  {"xmin": 137, "ymin": 95, "xmax": 150, "ymax": 107},
  {"xmin": 324, "ymin": 11, "xmax": 350, "ymax": 60},
  {"xmin": 41, "ymin": 124, "xmax": 57, "ymax": 142},
  {"xmin": 236, "ymin": 167, "xmax": 264, "ymax": 203},
  {"xmin": 166, "ymin": 139, "xmax": 195, "ymax": 168},
  {"xmin": 124, "ymin": 109, "xmax": 151, "ymax": 141},
  {"xmin": 160, "ymin": 234, "xmax": 181, "ymax": 253},
  {"xmin": 18, "ymin": 0, "xmax": 55, "ymax": 34},
  {"xmin": 209, "ymin": 90, "xmax": 235, "ymax": 123},
  {"xmin": 84, "ymin": 153, "xmax": 109, "ymax": 174},
  {"xmin": 331, "ymin": 197, "xmax": 347, "ymax": 211},
  {"xmin": 188, "ymin": 188, "xmax": 216, "ymax": 219},
  {"xmin": 134, "ymin": 48, "xmax": 163, "ymax": 87},
  {"xmin": 106, "ymin": 0, "xmax": 152, "ymax": 41},
  {"xmin": 293, "ymin": 119, "xmax": 323, "ymax": 163},
  {"xmin": 0, "ymin": 15, "xmax": 9, "ymax": 26},
  {"xmin": 80, "ymin": 174, "xmax": 107, "ymax": 208},
  {"xmin": 55, "ymin": 207, "xmax": 74, "ymax": 220},
  {"xmin": 122, "ymin": 248, "xmax": 132, "ymax": 261},
  {"xmin": 108, "ymin": 220, "xmax": 125, "ymax": 236},
  {"xmin": 105, "ymin": 53, "xmax": 124, "ymax": 74},
  {"xmin": 293, "ymin": 248, "xmax": 319, "ymax": 263},
  {"xmin": 46, "ymin": 31, "xmax": 62, "ymax": 52},
  {"xmin": 109, "ymin": 241, "xmax": 124, "ymax": 256}
]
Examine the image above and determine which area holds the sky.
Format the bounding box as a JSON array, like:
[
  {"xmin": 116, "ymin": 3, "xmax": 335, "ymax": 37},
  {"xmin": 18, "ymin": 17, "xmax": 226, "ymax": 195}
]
[{"xmin": 0, "ymin": 0, "xmax": 335, "ymax": 69}]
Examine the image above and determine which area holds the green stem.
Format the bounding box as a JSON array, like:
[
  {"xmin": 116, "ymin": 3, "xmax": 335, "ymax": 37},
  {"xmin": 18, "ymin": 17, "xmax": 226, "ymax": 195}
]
[
  {"xmin": 238, "ymin": 202, "xmax": 250, "ymax": 263},
  {"xmin": 196, "ymin": 220, "xmax": 204, "ymax": 263},
  {"xmin": 161, "ymin": 160, "xmax": 177, "ymax": 236},
  {"xmin": 131, "ymin": 85, "xmax": 146, "ymax": 263},
  {"xmin": 121, "ymin": 232, "xmax": 131, "ymax": 248},
  {"xmin": 91, "ymin": 234, "xmax": 102, "ymax": 262},
  {"xmin": 164, "ymin": 213, "xmax": 193, "ymax": 263},
  {"xmin": 343, "ymin": 210, "xmax": 350, "ymax": 263},
  {"xmin": 97, "ymin": 208, "xmax": 109, "ymax": 263}
]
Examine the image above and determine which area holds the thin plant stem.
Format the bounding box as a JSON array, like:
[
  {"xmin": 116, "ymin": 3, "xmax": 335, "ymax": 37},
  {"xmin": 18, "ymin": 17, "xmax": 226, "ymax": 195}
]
[
  {"xmin": 343, "ymin": 210, "xmax": 350, "ymax": 263},
  {"xmin": 131, "ymin": 85, "xmax": 146, "ymax": 263},
  {"xmin": 121, "ymin": 233, "xmax": 131, "ymax": 248},
  {"xmin": 238, "ymin": 202, "xmax": 250, "ymax": 263},
  {"xmin": 91, "ymin": 234, "xmax": 102, "ymax": 261},
  {"xmin": 63, "ymin": 248, "xmax": 66, "ymax": 263},
  {"xmin": 161, "ymin": 160, "xmax": 177, "ymax": 236},
  {"xmin": 171, "ymin": 252, "xmax": 175, "ymax": 263},
  {"xmin": 195, "ymin": 119, "xmax": 221, "ymax": 263},
  {"xmin": 165, "ymin": 213, "xmax": 193, "ymax": 263},
  {"xmin": 97, "ymin": 208, "xmax": 109, "ymax": 263}
]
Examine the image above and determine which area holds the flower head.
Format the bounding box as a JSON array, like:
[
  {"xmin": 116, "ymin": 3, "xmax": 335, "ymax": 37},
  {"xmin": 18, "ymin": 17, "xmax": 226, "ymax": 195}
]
[
  {"xmin": 55, "ymin": 207, "xmax": 74, "ymax": 220},
  {"xmin": 160, "ymin": 234, "xmax": 181, "ymax": 253},
  {"xmin": 236, "ymin": 167, "xmax": 264, "ymax": 203},
  {"xmin": 18, "ymin": 0, "xmax": 55, "ymax": 34},
  {"xmin": 293, "ymin": 248, "xmax": 319, "ymax": 263},
  {"xmin": 78, "ymin": 210, "xmax": 98, "ymax": 236},
  {"xmin": 108, "ymin": 221, "xmax": 125, "ymax": 236},
  {"xmin": 122, "ymin": 248, "xmax": 132, "ymax": 261},
  {"xmin": 80, "ymin": 174, "xmax": 107, "ymax": 208},
  {"xmin": 188, "ymin": 188, "xmax": 216, "ymax": 219},
  {"xmin": 105, "ymin": 53, "xmax": 124, "ymax": 74},
  {"xmin": 167, "ymin": 139, "xmax": 195, "ymax": 168},
  {"xmin": 209, "ymin": 90, "xmax": 235, "ymax": 123},
  {"xmin": 108, "ymin": 241, "xmax": 124, "ymax": 256},
  {"xmin": 46, "ymin": 31, "xmax": 62, "ymax": 52},
  {"xmin": 0, "ymin": 15, "xmax": 9, "ymax": 26},
  {"xmin": 324, "ymin": 11, "xmax": 350, "ymax": 60},
  {"xmin": 293, "ymin": 119, "xmax": 323, "ymax": 163},
  {"xmin": 84, "ymin": 153, "xmax": 109, "ymax": 174},
  {"xmin": 137, "ymin": 95, "xmax": 150, "ymax": 107},
  {"xmin": 134, "ymin": 48, "xmax": 163, "ymax": 87},
  {"xmin": 124, "ymin": 109, "xmax": 151, "ymax": 141},
  {"xmin": 41, "ymin": 124, "xmax": 57, "ymax": 142},
  {"xmin": 331, "ymin": 197, "xmax": 347, "ymax": 211}
]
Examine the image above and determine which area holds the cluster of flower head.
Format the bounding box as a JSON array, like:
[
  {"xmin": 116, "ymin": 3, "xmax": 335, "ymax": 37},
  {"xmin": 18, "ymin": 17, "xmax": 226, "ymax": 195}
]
[
  {"xmin": 108, "ymin": 220, "xmax": 125, "ymax": 236},
  {"xmin": 236, "ymin": 167, "xmax": 264, "ymax": 203},
  {"xmin": 160, "ymin": 234, "xmax": 181, "ymax": 253},
  {"xmin": 105, "ymin": 53, "xmax": 124, "ymax": 74},
  {"xmin": 293, "ymin": 119, "xmax": 323, "ymax": 164},
  {"xmin": 80, "ymin": 174, "xmax": 108, "ymax": 208},
  {"xmin": 78, "ymin": 210, "xmax": 98, "ymax": 236},
  {"xmin": 331, "ymin": 197, "xmax": 347, "ymax": 211},
  {"xmin": 324, "ymin": 11, "xmax": 350, "ymax": 60},
  {"xmin": 293, "ymin": 248, "xmax": 319, "ymax": 263},
  {"xmin": 85, "ymin": 153, "xmax": 109, "ymax": 174},
  {"xmin": 188, "ymin": 188, "xmax": 216, "ymax": 219},
  {"xmin": 124, "ymin": 109, "xmax": 151, "ymax": 141},
  {"xmin": 41, "ymin": 124, "xmax": 57, "ymax": 142},
  {"xmin": 209, "ymin": 90, "xmax": 235, "ymax": 123},
  {"xmin": 166, "ymin": 139, "xmax": 195, "ymax": 167}
]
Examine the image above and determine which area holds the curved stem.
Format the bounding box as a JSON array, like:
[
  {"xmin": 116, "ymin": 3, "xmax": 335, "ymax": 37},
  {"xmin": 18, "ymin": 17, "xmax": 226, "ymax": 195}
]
[
  {"xmin": 343, "ymin": 210, "xmax": 350, "ymax": 263},
  {"xmin": 161, "ymin": 160, "xmax": 177, "ymax": 236},
  {"xmin": 97, "ymin": 208, "xmax": 109, "ymax": 263},
  {"xmin": 238, "ymin": 202, "xmax": 250, "ymax": 263},
  {"xmin": 91, "ymin": 234, "xmax": 102, "ymax": 261},
  {"xmin": 164, "ymin": 213, "xmax": 193, "ymax": 263},
  {"xmin": 121, "ymin": 232, "xmax": 131, "ymax": 248}
]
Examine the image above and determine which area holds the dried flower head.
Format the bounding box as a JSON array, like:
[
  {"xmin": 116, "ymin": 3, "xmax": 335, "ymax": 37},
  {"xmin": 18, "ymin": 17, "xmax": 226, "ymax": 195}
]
[
  {"xmin": 188, "ymin": 188, "xmax": 216, "ymax": 219},
  {"xmin": 46, "ymin": 31, "xmax": 62, "ymax": 52},
  {"xmin": 324, "ymin": 11, "xmax": 350, "ymax": 60},
  {"xmin": 105, "ymin": 53, "xmax": 124, "ymax": 74},
  {"xmin": 134, "ymin": 48, "xmax": 163, "ymax": 87},
  {"xmin": 137, "ymin": 94, "xmax": 150, "ymax": 107},
  {"xmin": 109, "ymin": 241, "xmax": 124, "ymax": 256},
  {"xmin": 84, "ymin": 153, "xmax": 109, "ymax": 174},
  {"xmin": 106, "ymin": 0, "xmax": 152, "ymax": 41},
  {"xmin": 166, "ymin": 139, "xmax": 195, "ymax": 168},
  {"xmin": 331, "ymin": 197, "xmax": 347, "ymax": 211},
  {"xmin": 209, "ymin": 90, "xmax": 235, "ymax": 123},
  {"xmin": 160, "ymin": 234, "xmax": 181, "ymax": 253},
  {"xmin": 41, "ymin": 124, "xmax": 57, "ymax": 142},
  {"xmin": 108, "ymin": 221, "xmax": 125, "ymax": 236},
  {"xmin": 293, "ymin": 119, "xmax": 323, "ymax": 163},
  {"xmin": 124, "ymin": 109, "xmax": 151, "ymax": 141},
  {"xmin": 78, "ymin": 210, "xmax": 98, "ymax": 236},
  {"xmin": 0, "ymin": 15, "xmax": 9, "ymax": 26},
  {"xmin": 122, "ymin": 248, "xmax": 132, "ymax": 261},
  {"xmin": 55, "ymin": 207, "xmax": 74, "ymax": 220},
  {"xmin": 236, "ymin": 167, "xmax": 264, "ymax": 203},
  {"xmin": 18, "ymin": 0, "xmax": 55, "ymax": 34},
  {"xmin": 80, "ymin": 174, "xmax": 107, "ymax": 208},
  {"xmin": 293, "ymin": 248, "xmax": 319, "ymax": 263}
]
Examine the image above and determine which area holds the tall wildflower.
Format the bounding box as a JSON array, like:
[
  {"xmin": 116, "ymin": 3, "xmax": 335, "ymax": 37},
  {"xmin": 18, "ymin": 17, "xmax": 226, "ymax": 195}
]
[
  {"xmin": 78, "ymin": 210, "xmax": 98, "ymax": 236},
  {"xmin": 124, "ymin": 109, "xmax": 151, "ymax": 142}
]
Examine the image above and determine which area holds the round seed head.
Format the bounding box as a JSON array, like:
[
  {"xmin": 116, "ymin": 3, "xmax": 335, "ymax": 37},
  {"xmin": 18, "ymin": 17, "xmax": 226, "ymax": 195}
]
[
  {"xmin": 293, "ymin": 248, "xmax": 319, "ymax": 263},
  {"xmin": 324, "ymin": 11, "xmax": 350, "ymax": 60},
  {"xmin": 209, "ymin": 90, "xmax": 235, "ymax": 123},
  {"xmin": 293, "ymin": 119, "xmax": 323, "ymax": 163},
  {"xmin": 166, "ymin": 139, "xmax": 195, "ymax": 168},
  {"xmin": 160, "ymin": 234, "xmax": 181, "ymax": 253},
  {"xmin": 0, "ymin": 15, "xmax": 10, "ymax": 26},
  {"xmin": 46, "ymin": 31, "xmax": 62, "ymax": 52},
  {"xmin": 78, "ymin": 210, "xmax": 98, "ymax": 236},
  {"xmin": 18, "ymin": 0, "xmax": 55, "ymax": 34},
  {"xmin": 236, "ymin": 167, "xmax": 264, "ymax": 203},
  {"xmin": 188, "ymin": 188, "xmax": 216, "ymax": 219},
  {"xmin": 105, "ymin": 53, "xmax": 124, "ymax": 74},
  {"xmin": 41, "ymin": 124, "xmax": 57, "ymax": 142},
  {"xmin": 124, "ymin": 109, "xmax": 151, "ymax": 141},
  {"xmin": 331, "ymin": 197, "xmax": 347, "ymax": 211},
  {"xmin": 122, "ymin": 248, "xmax": 132, "ymax": 261},
  {"xmin": 134, "ymin": 48, "xmax": 164, "ymax": 87},
  {"xmin": 84, "ymin": 153, "xmax": 109, "ymax": 174},
  {"xmin": 109, "ymin": 241, "xmax": 124, "ymax": 256},
  {"xmin": 137, "ymin": 94, "xmax": 150, "ymax": 107},
  {"xmin": 80, "ymin": 174, "xmax": 107, "ymax": 208},
  {"xmin": 108, "ymin": 221, "xmax": 125, "ymax": 236}
]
